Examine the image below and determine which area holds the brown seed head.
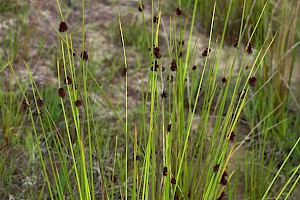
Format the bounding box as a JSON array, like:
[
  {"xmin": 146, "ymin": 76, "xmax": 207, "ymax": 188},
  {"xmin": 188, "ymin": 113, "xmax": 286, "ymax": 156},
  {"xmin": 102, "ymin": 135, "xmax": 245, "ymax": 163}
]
[
  {"xmin": 64, "ymin": 75, "xmax": 72, "ymax": 85},
  {"xmin": 234, "ymin": 37, "xmax": 239, "ymax": 48},
  {"xmin": 161, "ymin": 91, "xmax": 167, "ymax": 99},
  {"xmin": 222, "ymin": 171, "xmax": 228, "ymax": 177},
  {"xmin": 153, "ymin": 47, "xmax": 161, "ymax": 59},
  {"xmin": 220, "ymin": 177, "xmax": 227, "ymax": 185},
  {"xmin": 179, "ymin": 51, "xmax": 183, "ymax": 58},
  {"xmin": 59, "ymin": 21, "xmax": 68, "ymax": 32},
  {"xmin": 58, "ymin": 87, "xmax": 66, "ymax": 98},
  {"xmin": 138, "ymin": 3, "xmax": 144, "ymax": 12},
  {"xmin": 121, "ymin": 67, "xmax": 127, "ymax": 77},
  {"xmin": 247, "ymin": 43, "xmax": 253, "ymax": 54},
  {"xmin": 37, "ymin": 98, "xmax": 44, "ymax": 107},
  {"xmin": 217, "ymin": 192, "xmax": 226, "ymax": 200},
  {"xmin": 221, "ymin": 77, "xmax": 227, "ymax": 84},
  {"xmin": 202, "ymin": 48, "xmax": 211, "ymax": 57},
  {"xmin": 163, "ymin": 166, "xmax": 168, "ymax": 176},
  {"xmin": 176, "ymin": 8, "xmax": 182, "ymax": 15},
  {"xmin": 171, "ymin": 177, "xmax": 176, "ymax": 184},
  {"xmin": 248, "ymin": 77, "xmax": 257, "ymax": 87},
  {"xmin": 167, "ymin": 124, "xmax": 171, "ymax": 132},
  {"xmin": 213, "ymin": 164, "xmax": 220, "ymax": 172},
  {"xmin": 75, "ymin": 100, "xmax": 82, "ymax": 107},
  {"xmin": 81, "ymin": 51, "xmax": 88, "ymax": 61},
  {"xmin": 192, "ymin": 65, "xmax": 196, "ymax": 70},
  {"xmin": 229, "ymin": 131, "xmax": 235, "ymax": 141},
  {"xmin": 171, "ymin": 59, "xmax": 177, "ymax": 71},
  {"xmin": 22, "ymin": 100, "xmax": 29, "ymax": 111},
  {"xmin": 153, "ymin": 15, "xmax": 158, "ymax": 24},
  {"xmin": 167, "ymin": 75, "xmax": 173, "ymax": 82}
]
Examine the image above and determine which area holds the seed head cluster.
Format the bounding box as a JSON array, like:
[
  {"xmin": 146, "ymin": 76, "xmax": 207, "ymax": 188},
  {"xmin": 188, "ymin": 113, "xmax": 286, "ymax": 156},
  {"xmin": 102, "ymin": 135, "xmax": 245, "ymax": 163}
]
[
  {"xmin": 167, "ymin": 75, "xmax": 173, "ymax": 82},
  {"xmin": 217, "ymin": 192, "xmax": 226, "ymax": 200},
  {"xmin": 220, "ymin": 171, "xmax": 228, "ymax": 185},
  {"xmin": 138, "ymin": 4, "xmax": 144, "ymax": 12},
  {"xmin": 37, "ymin": 98, "xmax": 44, "ymax": 107},
  {"xmin": 58, "ymin": 87, "xmax": 66, "ymax": 98},
  {"xmin": 176, "ymin": 8, "xmax": 182, "ymax": 15},
  {"xmin": 59, "ymin": 21, "xmax": 68, "ymax": 32},
  {"xmin": 22, "ymin": 99, "xmax": 29, "ymax": 111},
  {"xmin": 234, "ymin": 37, "xmax": 239, "ymax": 48},
  {"xmin": 81, "ymin": 51, "xmax": 88, "ymax": 61},
  {"xmin": 167, "ymin": 123, "xmax": 171, "ymax": 132},
  {"xmin": 248, "ymin": 77, "xmax": 257, "ymax": 87},
  {"xmin": 163, "ymin": 166, "xmax": 168, "ymax": 176},
  {"xmin": 171, "ymin": 59, "xmax": 177, "ymax": 71},
  {"xmin": 202, "ymin": 48, "xmax": 211, "ymax": 57},
  {"xmin": 247, "ymin": 43, "xmax": 253, "ymax": 54},
  {"xmin": 229, "ymin": 131, "xmax": 235, "ymax": 141},
  {"xmin": 121, "ymin": 67, "xmax": 127, "ymax": 77},
  {"xmin": 75, "ymin": 99, "xmax": 82, "ymax": 107},
  {"xmin": 64, "ymin": 75, "xmax": 72, "ymax": 85},
  {"xmin": 213, "ymin": 164, "xmax": 220, "ymax": 172},
  {"xmin": 153, "ymin": 47, "xmax": 161, "ymax": 59},
  {"xmin": 151, "ymin": 60, "xmax": 159, "ymax": 71},
  {"xmin": 221, "ymin": 77, "xmax": 227, "ymax": 84},
  {"xmin": 153, "ymin": 15, "xmax": 158, "ymax": 24},
  {"xmin": 161, "ymin": 91, "xmax": 167, "ymax": 99},
  {"xmin": 171, "ymin": 177, "xmax": 176, "ymax": 184}
]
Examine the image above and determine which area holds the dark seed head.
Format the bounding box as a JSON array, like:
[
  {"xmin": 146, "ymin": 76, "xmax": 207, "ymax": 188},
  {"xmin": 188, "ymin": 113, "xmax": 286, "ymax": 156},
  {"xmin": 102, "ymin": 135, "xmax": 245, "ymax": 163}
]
[
  {"xmin": 163, "ymin": 166, "xmax": 168, "ymax": 176},
  {"xmin": 179, "ymin": 51, "xmax": 183, "ymax": 58},
  {"xmin": 171, "ymin": 177, "xmax": 176, "ymax": 184},
  {"xmin": 81, "ymin": 51, "xmax": 88, "ymax": 61},
  {"xmin": 135, "ymin": 155, "xmax": 140, "ymax": 161},
  {"xmin": 75, "ymin": 99, "xmax": 82, "ymax": 107},
  {"xmin": 64, "ymin": 75, "xmax": 72, "ymax": 85},
  {"xmin": 234, "ymin": 37, "xmax": 239, "ymax": 48},
  {"xmin": 71, "ymin": 49, "xmax": 76, "ymax": 56},
  {"xmin": 202, "ymin": 48, "xmax": 211, "ymax": 57},
  {"xmin": 176, "ymin": 8, "xmax": 182, "ymax": 15},
  {"xmin": 153, "ymin": 15, "xmax": 158, "ymax": 24},
  {"xmin": 162, "ymin": 66, "xmax": 165, "ymax": 72},
  {"xmin": 153, "ymin": 47, "xmax": 161, "ymax": 59},
  {"xmin": 213, "ymin": 164, "xmax": 220, "ymax": 172},
  {"xmin": 179, "ymin": 40, "xmax": 184, "ymax": 46},
  {"xmin": 167, "ymin": 124, "xmax": 171, "ymax": 132},
  {"xmin": 121, "ymin": 67, "xmax": 127, "ymax": 77},
  {"xmin": 35, "ymin": 108, "xmax": 43, "ymax": 115},
  {"xmin": 247, "ymin": 43, "xmax": 253, "ymax": 54},
  {"xmin": 111, "ymin": 175, "xmax": 118, "ymax": 184},
  {"xmin": 161, "ymin": 91, "xmax": 167, "ymax": 99},
  {"xmin": 171, "ymin": 59, "xmax": 177, "ymax": 71},
  {"xmin": 229, "ymin": 131, "xmax": 235, "ymax": 141},
  {"xmin": 217, "ymin": 192, "xmax": 226, "ymax": 200},
  {"xmin": 221, "ymin": 77, "xmax": 227, "ymax": 84},
  {"xmin": 192, "ymin": 65, "xmax": 196, "ymax": 70},
  {"xmin": 222, "ymin": 171, "xmax": 228, "ymax": 177},
  {"xmin": 58, "ymin": 87, "xmax": 66, "ymax": 98},
  {"xmin": 59, "ymin": 21, "xmax": 68, "ymax": 32},
  {"xmin": 22, "ymin": 99, "xmax": 29, "ymax": 111},
  {"xmin": 138, "ymin": 3, "xmax": 144, "ymax": 12},
  {"xmin": 151, "ymin": 60, "xmax": 159, "ymax": 71},
  {"xmin": 167, "ymin": 75, "xmax": 173, "ymax": 82},
  {"xmin": 238, "ymin": 89, "xmax": 246, "ymax": 99},
  {"xmin": 220, "ymin": 177, "xmax": 227, "ymax": 185},
  {"xmin": 37, "ymin": 98, "xmax": 44, "ymax": 107},
  {"xmin": 248, "ymin": 77, "xmax": 257, "ymax": 87}
]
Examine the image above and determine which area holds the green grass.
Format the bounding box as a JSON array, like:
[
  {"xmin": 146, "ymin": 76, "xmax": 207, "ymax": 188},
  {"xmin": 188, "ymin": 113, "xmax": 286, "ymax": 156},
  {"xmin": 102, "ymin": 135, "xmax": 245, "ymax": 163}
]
[{"xmin": 0, "ymin": 0, "xmax": 299, "ymax": 199}]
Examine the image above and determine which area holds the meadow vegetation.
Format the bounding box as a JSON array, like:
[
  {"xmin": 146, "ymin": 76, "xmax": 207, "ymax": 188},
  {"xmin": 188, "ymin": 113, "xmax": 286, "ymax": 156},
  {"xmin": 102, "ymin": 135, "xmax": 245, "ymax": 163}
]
[{"xmin": 0, "ymin": 0, "xmax": 299, "ymax": 199}]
